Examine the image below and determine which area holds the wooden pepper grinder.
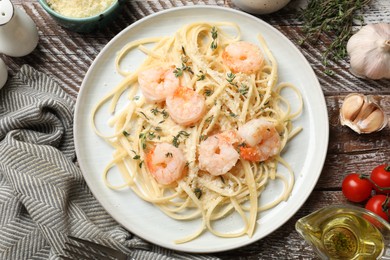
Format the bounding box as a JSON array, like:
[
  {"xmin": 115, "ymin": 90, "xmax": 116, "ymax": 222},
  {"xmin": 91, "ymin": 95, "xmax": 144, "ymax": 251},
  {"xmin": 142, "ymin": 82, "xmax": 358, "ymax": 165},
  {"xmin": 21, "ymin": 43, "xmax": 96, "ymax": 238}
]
[{"xmin": 0, "ymin": 0, "xmax": 39, "ymax": 57}]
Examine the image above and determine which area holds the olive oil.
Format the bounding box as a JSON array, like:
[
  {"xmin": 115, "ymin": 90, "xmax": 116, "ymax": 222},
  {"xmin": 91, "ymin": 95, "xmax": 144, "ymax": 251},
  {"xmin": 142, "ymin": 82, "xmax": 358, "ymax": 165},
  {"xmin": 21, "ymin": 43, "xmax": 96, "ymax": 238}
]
[{"xmin": 296, "ymin": 205, "xmax": 388, "ymax": 260}]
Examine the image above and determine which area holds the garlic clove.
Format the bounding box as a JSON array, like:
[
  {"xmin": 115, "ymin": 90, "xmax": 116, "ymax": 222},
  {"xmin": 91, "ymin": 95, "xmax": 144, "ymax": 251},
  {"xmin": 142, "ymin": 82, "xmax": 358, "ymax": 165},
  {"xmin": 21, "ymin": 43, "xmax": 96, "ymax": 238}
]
[
  {"xmin": 353, "ymin": 102, "xmax": 376, "ymax": 123},
  {"xmin": 356, "ymin": 108, "xmax": 386, "ymax": 133},
  {"xmin": 340, "ymin": 93, "xmax": 388, "ymax": 134},
  {"xmin": 340, "ymin": 93, "xmax": 364, "ymax": 121}
]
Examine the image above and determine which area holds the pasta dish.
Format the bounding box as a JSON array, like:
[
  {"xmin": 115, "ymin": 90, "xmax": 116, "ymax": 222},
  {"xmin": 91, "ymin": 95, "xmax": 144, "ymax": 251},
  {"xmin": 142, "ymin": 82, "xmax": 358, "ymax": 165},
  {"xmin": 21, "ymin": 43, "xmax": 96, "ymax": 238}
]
[{"xmin": 91, "ymin": 22, "xmax": 303, "ymax": 243}]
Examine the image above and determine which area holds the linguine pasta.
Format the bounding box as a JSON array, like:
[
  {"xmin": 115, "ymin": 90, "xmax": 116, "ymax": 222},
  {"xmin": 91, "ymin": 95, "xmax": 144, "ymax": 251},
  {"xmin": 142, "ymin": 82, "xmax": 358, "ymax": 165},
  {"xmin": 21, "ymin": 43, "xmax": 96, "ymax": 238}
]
[{"xmin": 91, "ymin": 22, "xmax": 303, "ymax": 243}]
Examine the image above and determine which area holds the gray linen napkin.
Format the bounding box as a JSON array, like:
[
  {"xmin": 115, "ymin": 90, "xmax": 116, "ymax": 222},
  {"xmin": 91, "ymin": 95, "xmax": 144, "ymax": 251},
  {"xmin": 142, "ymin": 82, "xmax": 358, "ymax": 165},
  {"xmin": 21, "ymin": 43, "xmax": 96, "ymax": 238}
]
[{"xmin": 0, "ymin": 65, "xmax": 219, "ymax": 260}]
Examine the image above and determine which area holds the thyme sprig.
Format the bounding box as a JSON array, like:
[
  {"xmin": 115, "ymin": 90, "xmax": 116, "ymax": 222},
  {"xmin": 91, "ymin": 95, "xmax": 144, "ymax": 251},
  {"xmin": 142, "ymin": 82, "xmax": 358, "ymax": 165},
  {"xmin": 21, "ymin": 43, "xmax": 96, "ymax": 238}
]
[
  {"xmin": 174, "ymin": 63, "xmax": 193, "ymax": 77},
  {"xmin": 226, "ymin": 73, "xmax": 249, "ymax": 97},
  {"xmin": 139, "ymin": 132, "xmax": 147, "ymax": 149},
  {"xmin": 174, "ymin": 46, "xmax": 194, "ymax": 77},
  {"xmin": 151, "ymin": 107, "xmax": 169, "ymax": 118},
  {"xmin": 211, "ymin": 26, "xmax": 218, "ymax": 50},
  {"xmin": 138, "ymin": 130, "xmax": 158, "ymax": 149},
  {"xmin": 226, "ymin": 72, "xmax": 236, "ymax": 84},
  {"xmin": 299, "ymin": 0, "xmax": 370, "ymax": 66},
  {"xmin": 239, "ymin": 84, "xmax": 249, "ymax": 97},
  {"xmin": 172, "ymin": 131, "xmax": 190, "ymax": 147}
]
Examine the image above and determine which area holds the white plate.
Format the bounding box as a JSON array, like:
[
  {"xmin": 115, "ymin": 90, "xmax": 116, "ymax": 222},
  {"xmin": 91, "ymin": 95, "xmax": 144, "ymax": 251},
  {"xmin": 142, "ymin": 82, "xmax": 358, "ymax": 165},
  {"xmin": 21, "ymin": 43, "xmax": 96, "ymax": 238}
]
[{"xmin": 74, "ymin": 6, "xmax": 328, "ymax": 253}]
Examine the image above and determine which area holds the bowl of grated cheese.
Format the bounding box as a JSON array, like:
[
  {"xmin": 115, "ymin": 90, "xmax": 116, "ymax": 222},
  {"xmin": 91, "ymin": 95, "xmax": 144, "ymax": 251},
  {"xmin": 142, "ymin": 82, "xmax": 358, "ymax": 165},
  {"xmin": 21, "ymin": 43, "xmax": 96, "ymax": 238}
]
[{"xmin": 38, "ymin": 0, "xmax": 124, "ymax": 33}]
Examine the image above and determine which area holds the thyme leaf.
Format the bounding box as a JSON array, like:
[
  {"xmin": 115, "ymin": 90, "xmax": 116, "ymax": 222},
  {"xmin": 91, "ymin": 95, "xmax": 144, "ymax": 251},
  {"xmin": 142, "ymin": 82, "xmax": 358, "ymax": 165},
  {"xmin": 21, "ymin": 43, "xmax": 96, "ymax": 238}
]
[
  {"xmin": 161, "ymin": 110, "xmax": 169, "ymax": 119},
  {"xmin": 197, "ymin": 71, "xmax": 206, "ymax": 81},
  {"xmin": 181, "ymin": 46, "xmax": 187, "ymax": 56},
  {"xmin": 229, "ymin": 112, "xmax": 238, "ymax": 118},
  {"xmin": 194, "ymin": 188, "xmax": 202, "ymax": 199},
  {"xmin": 139, "ymin": 160, "xmax": 144, "ymax": 168},
  {"xmin": 204, "ymin": 89, "xmax": 213, "ymax": 97},
  {"xmin": 238, "ymin": 142, "xmax": 247, "ymax": 148},
  {"xmin": 139, "ymin": 111, "xmax": 149, "ymax": 120},
  {"xmin": 148, "ymin": 131, "xmax": 156, "ymax": 139},
  {"xmin": 199, "ymin": 134, "xmax": 208, "ymax": 141}
]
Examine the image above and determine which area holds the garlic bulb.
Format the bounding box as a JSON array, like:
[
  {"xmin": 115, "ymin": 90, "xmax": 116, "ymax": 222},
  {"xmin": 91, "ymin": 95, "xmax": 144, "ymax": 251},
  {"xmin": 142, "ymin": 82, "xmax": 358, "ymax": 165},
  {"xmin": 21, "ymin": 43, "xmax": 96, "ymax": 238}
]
[
  {"xmin": 347, "ymin": 23, "xmax": 390, "ymax": 80},
  {"xmin": 340, "ymin": 93, "xmax": 388, "ymax": 134}
]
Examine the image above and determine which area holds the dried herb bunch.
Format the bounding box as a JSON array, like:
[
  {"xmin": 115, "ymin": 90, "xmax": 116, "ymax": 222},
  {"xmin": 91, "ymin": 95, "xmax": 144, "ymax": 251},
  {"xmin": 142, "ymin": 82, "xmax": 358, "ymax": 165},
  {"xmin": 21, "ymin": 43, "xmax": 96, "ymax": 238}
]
[{"xmin": 299, "ymin": 0, "xmax": 370, "ymax": 67}]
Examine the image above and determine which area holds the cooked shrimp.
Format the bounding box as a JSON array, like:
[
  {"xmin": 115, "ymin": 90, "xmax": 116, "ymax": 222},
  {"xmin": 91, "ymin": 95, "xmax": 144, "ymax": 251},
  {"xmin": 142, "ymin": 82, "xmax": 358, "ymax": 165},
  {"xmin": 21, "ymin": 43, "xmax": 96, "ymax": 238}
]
[
  {"xmin": 138, "ymin": 67, "xmax": 180, "ymax": 103},
  {"xmin": 222, "ymin": 41, "xmax": 264, "ymax": 74},
  {"xmin": 198, "ymin": 131, "xmax": 240, "ymax": 176},
  {"xmin": 166, "ymin": 87, "xmax": 205, "ymax": 126},
  {"xmin": 237, "ymin": 119, "xmax": 281, "ymax": 162},
  {"xmin": 216, "ymin": 130, "xmax": 244, "ymax": 148},
  {"xmin": 145, "ymin": 142, "xmax": 186, "ymax": 185}
]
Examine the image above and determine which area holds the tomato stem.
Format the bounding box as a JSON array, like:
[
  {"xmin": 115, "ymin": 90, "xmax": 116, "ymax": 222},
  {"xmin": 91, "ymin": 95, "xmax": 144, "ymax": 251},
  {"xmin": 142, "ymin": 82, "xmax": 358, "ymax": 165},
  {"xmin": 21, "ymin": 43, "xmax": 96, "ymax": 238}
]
[
  {"xmin": 385, "ymin": 164, "xmax": 390, "ymax": 172},
  {"xmin": 361, "ymin": 174, "xmax": 390, "ymax": 191}
]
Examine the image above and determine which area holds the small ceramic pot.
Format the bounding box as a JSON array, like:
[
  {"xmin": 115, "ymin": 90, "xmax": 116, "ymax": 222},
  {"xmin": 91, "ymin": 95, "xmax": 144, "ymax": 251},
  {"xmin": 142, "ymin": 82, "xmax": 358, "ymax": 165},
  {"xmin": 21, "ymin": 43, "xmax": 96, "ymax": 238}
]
[
  {"xmin": 0, "ymin": 58, "xmax": 8, "ymax": 90},
  {"xmin": 0, "ymin": 0, "xmax": 39, "ymax": 57},
  {"xmin": 232, "ymin": 0, "xmax": 291, "ymax": 15}
]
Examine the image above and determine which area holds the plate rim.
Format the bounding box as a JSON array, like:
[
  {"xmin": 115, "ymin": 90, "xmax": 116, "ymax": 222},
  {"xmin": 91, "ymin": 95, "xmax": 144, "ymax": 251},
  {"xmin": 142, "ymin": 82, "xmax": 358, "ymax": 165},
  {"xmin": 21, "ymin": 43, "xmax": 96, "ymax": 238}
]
[{"xmin": 74, "ymin": 5, "xmax": 329, "ymax": 253}]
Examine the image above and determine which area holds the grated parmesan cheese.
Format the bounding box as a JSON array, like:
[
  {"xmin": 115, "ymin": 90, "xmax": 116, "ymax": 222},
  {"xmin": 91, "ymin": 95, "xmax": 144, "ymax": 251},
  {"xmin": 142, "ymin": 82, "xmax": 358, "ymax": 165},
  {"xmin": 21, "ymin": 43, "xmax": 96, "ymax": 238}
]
[{"xmin": 46, "ymin": 0, "xmax": 116, "ymax": 18}]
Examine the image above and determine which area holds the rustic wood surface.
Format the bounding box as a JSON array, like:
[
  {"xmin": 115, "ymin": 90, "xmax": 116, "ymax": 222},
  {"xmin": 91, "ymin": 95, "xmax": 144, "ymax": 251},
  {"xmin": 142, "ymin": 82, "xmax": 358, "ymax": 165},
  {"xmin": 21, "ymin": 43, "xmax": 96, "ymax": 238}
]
[{"xmin": 2, "ymin": 0, "xmax": 389, "ymax": 259}]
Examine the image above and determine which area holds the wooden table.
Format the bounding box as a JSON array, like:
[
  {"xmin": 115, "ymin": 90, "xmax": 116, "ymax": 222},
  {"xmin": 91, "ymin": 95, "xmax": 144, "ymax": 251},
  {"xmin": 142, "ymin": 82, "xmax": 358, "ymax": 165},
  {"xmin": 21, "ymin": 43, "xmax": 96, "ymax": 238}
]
[{"xmin": 3, "ymin": 0, "xmax": 389, "ymax": 259}]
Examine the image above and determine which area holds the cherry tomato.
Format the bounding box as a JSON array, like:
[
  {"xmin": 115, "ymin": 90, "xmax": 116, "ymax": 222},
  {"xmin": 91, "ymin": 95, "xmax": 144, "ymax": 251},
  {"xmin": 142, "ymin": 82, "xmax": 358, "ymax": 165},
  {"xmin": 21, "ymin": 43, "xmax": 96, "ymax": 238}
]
[
  {"xmin": 342, "ymin": 173, "xmax": 373, "ymax": 202},
  {"xmin": 370, "ymin": 163, "xmax": 390, "ymax": 194},
  {"xmin": 365, "ymin": 195, "xmax": 390, "ymax": 221}
]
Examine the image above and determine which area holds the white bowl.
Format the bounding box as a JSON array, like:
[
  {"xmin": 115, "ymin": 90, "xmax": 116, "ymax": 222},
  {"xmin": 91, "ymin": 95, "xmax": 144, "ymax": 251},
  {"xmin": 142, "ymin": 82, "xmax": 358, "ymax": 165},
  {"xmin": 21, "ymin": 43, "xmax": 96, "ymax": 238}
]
[{"xmin": 232, "ymin": 0, "xmax": 291, "ymax": 14}]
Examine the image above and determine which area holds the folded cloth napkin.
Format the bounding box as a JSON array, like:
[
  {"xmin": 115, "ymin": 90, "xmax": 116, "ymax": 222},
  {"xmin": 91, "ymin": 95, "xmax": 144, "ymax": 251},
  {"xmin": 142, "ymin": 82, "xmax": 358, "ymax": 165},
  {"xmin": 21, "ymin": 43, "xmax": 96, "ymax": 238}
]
[{"xmin": 0, "ymin": 65, "xmax": 219, "ymax": 260}]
